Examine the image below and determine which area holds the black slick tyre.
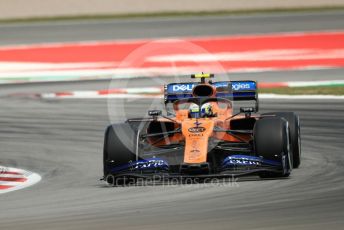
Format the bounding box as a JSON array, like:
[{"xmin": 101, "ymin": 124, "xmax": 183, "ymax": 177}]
[
  {"xmin": 254, "ymin": 117, "xmax": 292, "ymax": 178},
  {"xmin": 263, "ymin": 112, "xmax": 301, "ymax": 168},
  {"xmin": 103, "ymin": 123, "xmax": 137, "ymax": 178}
]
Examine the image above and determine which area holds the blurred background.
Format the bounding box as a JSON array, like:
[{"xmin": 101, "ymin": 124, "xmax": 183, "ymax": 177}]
[
  {"xmin": 1, "ymin": 0, "xmax": 344, "ymax": 20},
  {"xmin": 0, "ymin": 1, "xmax": 344, "ymax": 230}
]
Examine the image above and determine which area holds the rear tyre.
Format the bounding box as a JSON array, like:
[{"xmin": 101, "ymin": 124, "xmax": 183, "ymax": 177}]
[
  {"xmin": 264, "ymin": 112, "xmax": 301, "ymax": 168},
  {"xmin": 254, "ymin": 117, "xmax": 292, "ymax": 178},
  {"xmin": 103, "ymin": 123, "xmax": 137, "ymax": 180}
]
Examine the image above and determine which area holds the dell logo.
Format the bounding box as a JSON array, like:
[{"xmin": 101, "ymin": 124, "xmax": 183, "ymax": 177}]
[{"xmin": 172, "ymin": 84, "xmax": 194, "ymax": 92}]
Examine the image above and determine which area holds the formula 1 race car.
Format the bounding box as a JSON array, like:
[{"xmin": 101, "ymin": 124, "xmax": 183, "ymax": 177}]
[{"xmin": 103, "ymin": 74, "xmax": 301, "ymax": 185}]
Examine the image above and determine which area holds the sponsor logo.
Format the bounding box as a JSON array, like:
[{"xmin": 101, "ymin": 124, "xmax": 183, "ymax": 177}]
[
  {"xmin": 232, "ymin": 82, "xmax": 255, "ymax": 91},
  {"xmin": 189, "ymin": 133, "xmax": 203, "ymax": 137},
  {"xmin": 190, "ymin": 149, "xmax": 200, "ymax": 153},
  {"xmin": 194, "ymin": 121, "xmax": 202, "ymax": 127},
  {"xmin": 133, "ymin": 159, "xmax": 167, "ymax": 170},
  {"xmin": 169, "ymin": 81, "xmax": 256, "ymax": 92},
  {"xmin": 171, "ymin": 84, "xmax": 194, "ymax": 92},
  {"xmin": 227, "ymin": 158, "xmax": 261, "ymax": 166},
  {"xmin": 189, "ymin": 149, "xmax": 201, "ymax": 160},
  {"xmin": 188, "ymin": 127, "xmax": 206, "ymax": 133},
  {"xmin": 223, "ymin": 156, "xmax": 261, "ymax": 166},
  {"xmin": 213, "ymin": 82, "xmax": 229, "ymax": 88}
]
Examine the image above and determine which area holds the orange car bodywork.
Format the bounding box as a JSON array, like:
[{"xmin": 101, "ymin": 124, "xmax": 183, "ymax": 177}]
[{"xmin": 149, "ymin": 83, "xmax": 256, "ymax": 165}]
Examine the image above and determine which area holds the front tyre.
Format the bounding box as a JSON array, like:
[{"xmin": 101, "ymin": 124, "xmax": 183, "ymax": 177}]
[
  {"xmin": 264, "ymin": 112, "xmax": 301, "ymax": 168},
  {"xmin": 254, "ymin": 117, "xmax": 292, "ymax": 178},
  {"xmin": 103, "ymin": 123, "xmax": 137, "ymax": 178}
]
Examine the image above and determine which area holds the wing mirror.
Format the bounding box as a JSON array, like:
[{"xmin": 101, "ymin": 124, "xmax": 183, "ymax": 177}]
[
  {"xmin": 240, "ymin": 107, "xmax": 255, "ymax": 118},
  {"xmin": 148, "ymin": 110, "xmax": 162, "ymax": 117}
]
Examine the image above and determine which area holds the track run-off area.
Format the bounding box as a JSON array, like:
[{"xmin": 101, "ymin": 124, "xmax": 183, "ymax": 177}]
[{"xmin": 0, "ymin": 11, "xmax": 344, "ymax": 230}]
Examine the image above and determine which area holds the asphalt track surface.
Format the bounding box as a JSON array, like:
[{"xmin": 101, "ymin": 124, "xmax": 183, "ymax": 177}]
[
  {"xmin": 0, "ymin": 10, "xmax": 344, "ymax": 45},
  {"xmin": 1, "ymin": 11, "xmax": 344, "ymax": 230}
]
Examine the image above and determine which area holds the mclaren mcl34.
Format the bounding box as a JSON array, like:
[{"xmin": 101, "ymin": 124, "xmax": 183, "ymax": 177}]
[{"xmin": 103, "ymin": 74, "xmax": 301, "ymax": 185}]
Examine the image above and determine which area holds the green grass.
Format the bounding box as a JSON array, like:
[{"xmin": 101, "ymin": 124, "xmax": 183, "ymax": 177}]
[
  {"xmin": 259, "ymin": 86, "xmax": 344, "ymax": 95},
  {"xmin": 1, "ymin": 6, "xmax": 344, "ymax": 24}
]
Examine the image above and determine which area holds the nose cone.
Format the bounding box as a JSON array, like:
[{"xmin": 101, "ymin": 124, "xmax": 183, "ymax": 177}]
[{"xmin": 182, "ymin": 119, "xmax": 214, "ymax": 164}]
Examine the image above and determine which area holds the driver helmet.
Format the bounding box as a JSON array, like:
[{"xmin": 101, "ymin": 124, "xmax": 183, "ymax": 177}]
[
  {"xmin": 189, "ymin": 103, "xmax": 213, "ymax": 118},
  {"xmin": 189, "ymin": 103, "xmax": 200, "ymax": 118},
  {"xmin": 201, "ymin": 103, "xmax": 213, "ymax": 117}
]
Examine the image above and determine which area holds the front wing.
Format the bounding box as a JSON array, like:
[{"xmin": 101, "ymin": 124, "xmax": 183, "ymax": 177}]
[{"xmin": 103, "ymin": 155, "xmax": 283, "ymax": 181}]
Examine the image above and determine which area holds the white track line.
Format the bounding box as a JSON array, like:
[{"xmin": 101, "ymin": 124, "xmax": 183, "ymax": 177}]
[
  {"xmin": 287, "ymin": 80, "xmax": 344, "ymax": 87},
  {"xmin": 40, "ymin": 93, "xmax": 344, "ymax": 100},
  {"xmin": 259, "ymin": 94, "xmax": 344, "ymax": 99},
  {"xmin": 38, "ymin": 82, "xmax": 344, "ymax": 100}
]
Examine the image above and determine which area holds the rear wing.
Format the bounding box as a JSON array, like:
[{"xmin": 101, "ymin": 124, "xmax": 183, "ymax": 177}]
[{"xmin": 164, "ymin": 80, "xmax": 259, "ymax": 111}]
